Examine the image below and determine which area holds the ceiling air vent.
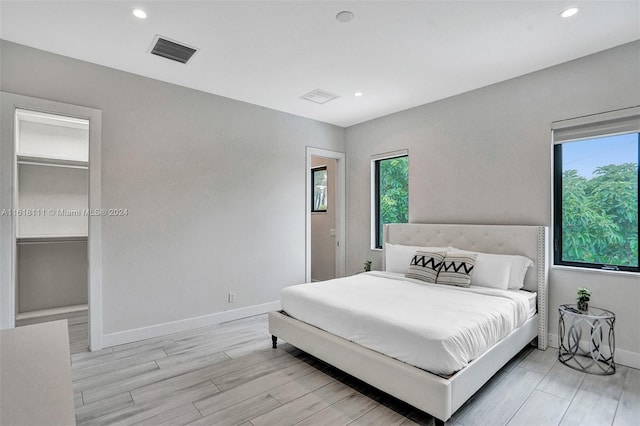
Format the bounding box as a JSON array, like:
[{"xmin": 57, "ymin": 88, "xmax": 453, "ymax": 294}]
[
  {"xmin": 300, "ymin": 89, "xmax": 340, "ymax": 104},
  {"xmin": 149, "ymin": 35, "xmax": 198, "ymax": 64}
]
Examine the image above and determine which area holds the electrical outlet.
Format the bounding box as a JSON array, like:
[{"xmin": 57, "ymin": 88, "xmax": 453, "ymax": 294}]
[{"xmin": 228, "ymin": 293, "xmax": 236, "ymax": 303}]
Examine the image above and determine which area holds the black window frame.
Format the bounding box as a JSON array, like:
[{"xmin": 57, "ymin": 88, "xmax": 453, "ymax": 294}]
[
  {"xmin": 373, "ymin": 154, "xmax": 409, "ymax": 249},
  {"xmin": 311, "ymin": 166, "xmax": 327, "ymax": 213},
  {"xmin": 553, "ymin": 133, "xmax": 640, "ymax": 273}
]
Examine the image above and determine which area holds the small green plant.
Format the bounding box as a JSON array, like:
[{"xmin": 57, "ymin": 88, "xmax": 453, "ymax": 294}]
[
  {"xmin": 577, "ymin": 287, "xmax": 591, "ymax": 311},
  {"xmin": 363, "ymin": 260, "xmax": 372, "ymax": 272}
]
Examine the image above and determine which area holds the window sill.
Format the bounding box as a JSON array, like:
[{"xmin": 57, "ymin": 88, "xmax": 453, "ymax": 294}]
[{"xmin": 552, "ymin": 264, "xmax": 639, "ymax": 278}]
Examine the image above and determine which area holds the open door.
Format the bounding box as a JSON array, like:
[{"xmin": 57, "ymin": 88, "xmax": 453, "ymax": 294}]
[{"xmin": 306, "ymin": 147, "xmax": 345, "ymax": 282}]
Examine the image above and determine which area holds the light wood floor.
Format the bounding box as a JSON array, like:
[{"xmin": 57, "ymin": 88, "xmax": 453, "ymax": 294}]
[
  {"xmin": 28, "ymin": 313, "xmax": 640, "ymax": 425},
  {"xmin": 16, "ymin": 308, "xmax": 89, "ymax": 354}
]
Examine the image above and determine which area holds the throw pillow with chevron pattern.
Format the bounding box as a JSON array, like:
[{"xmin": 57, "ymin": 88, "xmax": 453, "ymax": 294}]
[
  {"xmin": 436, "ymin": 252, "xmax": 477, "ymax": 287},
  {"xmin": 405, "ymin": 250, "xmax": 447, "ymax": 283}
]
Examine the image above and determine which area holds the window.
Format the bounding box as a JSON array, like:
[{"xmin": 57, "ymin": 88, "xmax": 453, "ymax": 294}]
[
  {"xmin": 553, "ymin": 109, "xmax": 639, "ymax": 272},
  {"xmin": 311, "ymin": 166, "xmax": 327, "ymax": 212},
  {"xmin": 372, "ymin": 152, "xmax": 409, "ymax": 249}
]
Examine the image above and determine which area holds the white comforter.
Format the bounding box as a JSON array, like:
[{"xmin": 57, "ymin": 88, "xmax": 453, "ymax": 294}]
[{"xmin": 280, "ymin": 271, "xmax": 535, "ymax": 375}]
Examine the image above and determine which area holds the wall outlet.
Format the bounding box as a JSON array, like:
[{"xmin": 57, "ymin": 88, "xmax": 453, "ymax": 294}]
[{"xmin": 228, "ymin": 293, "xmax": 236, "ymax": 303}]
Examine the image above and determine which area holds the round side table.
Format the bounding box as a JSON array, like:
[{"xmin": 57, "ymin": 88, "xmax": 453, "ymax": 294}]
[{"xmin": 558, "ymin": 304, "xmax": 615, "ymax": 375}]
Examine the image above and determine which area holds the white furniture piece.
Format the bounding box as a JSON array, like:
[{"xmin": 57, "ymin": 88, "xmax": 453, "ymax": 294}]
[
  {"xmin": 0, "ymin": 320, "xmax": 76, "ymax": 425},
  {"xmin": 269, "ymin": 223, "xmax": 548, "ymax": 424}
]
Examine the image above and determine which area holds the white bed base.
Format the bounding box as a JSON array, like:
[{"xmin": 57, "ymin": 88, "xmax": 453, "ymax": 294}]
[{"xmin": 269, "ymin": 223, "xmax": 548, "ymax": 423}]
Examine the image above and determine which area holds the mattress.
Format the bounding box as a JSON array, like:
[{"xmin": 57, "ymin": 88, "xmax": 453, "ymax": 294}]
[{"xmin": 280, "ymin": 271, "xmax": 536, "ymax": 375}]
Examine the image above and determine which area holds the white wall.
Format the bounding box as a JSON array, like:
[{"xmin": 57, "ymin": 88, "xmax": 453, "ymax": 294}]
[
  {"xmin": 0, "ymin": 41, "xmax": 345, "ymax": 341},
  {"xmin": 345, "ymin": 41, "xmax": 640, "ymax": 366}
]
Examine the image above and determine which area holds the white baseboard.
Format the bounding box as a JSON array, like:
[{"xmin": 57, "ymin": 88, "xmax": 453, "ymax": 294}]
[
  {"xmin": 548, "ymin": 333, "xmax": 640, "ymax": 370},
  {"xmin": 16, "ymin": 304, "xmax": 88, "ymax": 320},
  {"xmin": 101, "ymin": 301, "xmax": 281, "ymax": 348}
]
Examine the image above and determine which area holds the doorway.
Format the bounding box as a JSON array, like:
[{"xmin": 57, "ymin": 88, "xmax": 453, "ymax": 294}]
[
  {"xmin": 14, "ymin": 109, "xmax": 89, "ymax": 353},
  {"xmin": 0, "ymin": 93, "xmax": 103, "ymax": 351},
  {"xmin": 311, "ymin": 156, "xmax": 337, "ymax": 281},
  {"xmin": 306, "ymin": 147, "xmax": 345, "ymax": 282}
]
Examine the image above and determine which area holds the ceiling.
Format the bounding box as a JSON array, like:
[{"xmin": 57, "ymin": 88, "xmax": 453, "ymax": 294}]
[{"xmin": 1, "ymin": 1, "xmax": 639, "ymax": 127}]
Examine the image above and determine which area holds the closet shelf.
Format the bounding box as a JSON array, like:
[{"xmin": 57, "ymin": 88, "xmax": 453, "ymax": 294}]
[
  {"xmin": 17, "ymin": 154, "xmax": 88, "ymax": 169},
  {"xmin": 17, "ymin": 235, "xmax": 88, "ymax": 244}
]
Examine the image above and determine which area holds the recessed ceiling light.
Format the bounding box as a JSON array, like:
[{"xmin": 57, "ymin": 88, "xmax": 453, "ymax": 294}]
[
  {"xmin": 336, "ymin": 11, "xmax": 354, "ymax": 23},
  {"xmin": 561, "ymin": 7, "xmax": 579, "ymax": 18},
  {"xmin": 354, "ymin": 92, "xmax": 363, "ymax": 97},
  {"xmin": 133, "ymin": 9, "xmax": 147, "ymax": 19}
]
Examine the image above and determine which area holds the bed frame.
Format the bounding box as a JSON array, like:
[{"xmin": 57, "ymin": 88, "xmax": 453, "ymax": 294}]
[{"xmin": 269, "ymin": 223, "xmax": 548, "ymax": 423}]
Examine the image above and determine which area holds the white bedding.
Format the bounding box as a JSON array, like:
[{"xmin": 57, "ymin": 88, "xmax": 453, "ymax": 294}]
[{"xmin": 280, "ymin": 271, "xmax": 536, "ymax": 375}]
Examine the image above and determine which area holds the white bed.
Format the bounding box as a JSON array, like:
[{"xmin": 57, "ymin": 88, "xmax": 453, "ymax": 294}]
[
  {"xmin": 281, "ymin": 271, "xmax": 536, "ymax": 375},
  {"xmin": 269, "ymin": 223, "xmax": 548, "ymax": 423}
]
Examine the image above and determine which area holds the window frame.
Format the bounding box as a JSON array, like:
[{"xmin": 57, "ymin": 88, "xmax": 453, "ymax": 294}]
[
  {"xmin": 371, "ymin": 150, "xmax": 409, "ymax": 250},
  {"xmin": 552, "ymin": 108, "xmax": 640, "ymax": 273},
  {"xmin": 311, "ymin": 165, "xmax": 327, "ymax": 213}
]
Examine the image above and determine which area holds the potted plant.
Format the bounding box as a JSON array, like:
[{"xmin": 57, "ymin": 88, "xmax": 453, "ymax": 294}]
[
  {"xmin": 577, "ymin": 287, "xmax": 591, "ymax": 311},
  {"xmin": 363, "ymin": 260, "xmax": 372, "ymax": 272}
]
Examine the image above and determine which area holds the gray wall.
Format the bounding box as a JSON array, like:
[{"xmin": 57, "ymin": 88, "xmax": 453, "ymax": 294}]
[
  {"xmin": 345, "ymin": 41, "xmax": 640, "ymax": 361},
  {"xmin": 18, "ymin": 241, "xmax": 88, "ymax": 312},
  {"xmin": 0, "ymin": 40, "xmax": 345, "ymax": 335}
]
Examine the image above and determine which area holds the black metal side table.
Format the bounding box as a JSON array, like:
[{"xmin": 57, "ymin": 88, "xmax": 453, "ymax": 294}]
[{"xmin": 558, "ymin": 304, "xmax": 615, "ymax": 375}]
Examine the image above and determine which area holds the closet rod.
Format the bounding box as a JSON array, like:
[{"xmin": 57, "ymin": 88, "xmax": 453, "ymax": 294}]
[
  {"xmin": 17, "ymin": 237, "xmax": 87, "ymax": 245},
  {"xmin": 17, "ymin": 160, "xmax": 88, "ymax": 170}
]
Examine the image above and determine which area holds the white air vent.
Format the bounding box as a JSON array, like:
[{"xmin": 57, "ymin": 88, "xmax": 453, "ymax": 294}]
[
  {"xmin": 300, "ymin": 89, "xmax": 341, "ymax": 104},
  {"xmin": 149, "ymin": 35, "xmax": 198, "ymax": 64}
]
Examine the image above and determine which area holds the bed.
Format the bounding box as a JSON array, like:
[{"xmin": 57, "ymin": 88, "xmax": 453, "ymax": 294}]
[{"xmin": 269, "ymin": 223, "xmax": 548, "ymax": 423}]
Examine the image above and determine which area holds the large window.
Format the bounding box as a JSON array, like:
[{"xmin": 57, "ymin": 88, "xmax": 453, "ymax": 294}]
[
  {"xmin": 553, "ymin": 109, "xmax": 639, "ymax": 272},
  {"xmin": 372, "ymin": 152, "xmax": 409, "ymax": 249}
]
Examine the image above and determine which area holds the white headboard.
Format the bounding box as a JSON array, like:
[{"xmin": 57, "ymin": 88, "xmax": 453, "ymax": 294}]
[{"xmin": 383, "ymin": 223, "xmax": 549, "ymax": 350}]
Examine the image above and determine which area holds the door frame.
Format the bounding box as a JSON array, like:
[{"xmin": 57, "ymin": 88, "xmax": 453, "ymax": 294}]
[
  {"xmin": 306, "ymin": 147, "xmax": 346, "ymax": 282},
  {"xmin": 0, "ymin": 92, "xmax": 103, "ymax": 351}
]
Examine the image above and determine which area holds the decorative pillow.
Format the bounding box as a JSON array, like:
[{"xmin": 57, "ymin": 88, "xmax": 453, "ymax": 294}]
[
  {"xmin": 385, "ymin": 243, "xmax": 450, "ymax": 273},
  {"xmin": 450, "ymin": 248, "xmax": 533, "ymax": 290},
  {"xmin": 405, "ymin": 251, "xmax": 447, "ymax": 283},
  {"xmin": 436, "ymin": 252, "xmax": 477, "ymax": 287}
]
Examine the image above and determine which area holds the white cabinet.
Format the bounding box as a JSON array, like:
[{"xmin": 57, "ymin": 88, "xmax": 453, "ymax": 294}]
[{"xmin": 15, "ymin": 109, "xmax": 89, "ymax": 313}]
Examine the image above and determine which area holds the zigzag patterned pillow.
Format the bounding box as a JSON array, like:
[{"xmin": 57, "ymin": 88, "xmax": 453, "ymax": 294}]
[
  {"xmin": 437, "ymin": 252, "xmax": 477, "ymax": 287},
  {"xmin": 405, "ymin": 251, "xmax": 447, "ymax": 283}
]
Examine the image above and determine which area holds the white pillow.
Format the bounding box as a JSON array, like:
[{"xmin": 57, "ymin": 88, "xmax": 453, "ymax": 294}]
[
  {"xmin": 506, "ymin": 255, "xmax": 534, "ymax": 289},
  {"xmin": 470, "ymin": 253, "xmax": 513, "ymax": 290},
  {"xmin": 384, "ymin": 243, "xmax": 451, "ymax": 273},
  {"xmin": 452, "ymin": 248, "xmax": 534, "ymax": 290}
]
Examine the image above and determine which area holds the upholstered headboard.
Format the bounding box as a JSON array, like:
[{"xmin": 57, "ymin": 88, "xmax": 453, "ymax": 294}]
[{"xmin": 383, "ymin": 223, "xmax": 549, "ymax": 349}]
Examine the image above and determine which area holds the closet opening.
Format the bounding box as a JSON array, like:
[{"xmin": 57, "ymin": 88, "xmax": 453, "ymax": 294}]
[{"xmin": 14, "ymin": 109, "xmax": 90, "ymax": 354}]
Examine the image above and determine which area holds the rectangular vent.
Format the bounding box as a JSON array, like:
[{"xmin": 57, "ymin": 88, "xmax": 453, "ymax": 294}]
[
  {"xmin": 300, "ymin": 89, "xmax": 340, "ymax": 104},
  {"xmin": 149, "ymin": 35, "xmax": 198, "ymax": 64}
]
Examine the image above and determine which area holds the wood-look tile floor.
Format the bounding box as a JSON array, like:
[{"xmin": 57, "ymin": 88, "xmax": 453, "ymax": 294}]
[
  {"xmin": 33, "ymin": 313, "xmax": 640, "ymax": 425},
  {"xmin": 16, "ymin": 308, "xmax": 89, "ymax": 354}
]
